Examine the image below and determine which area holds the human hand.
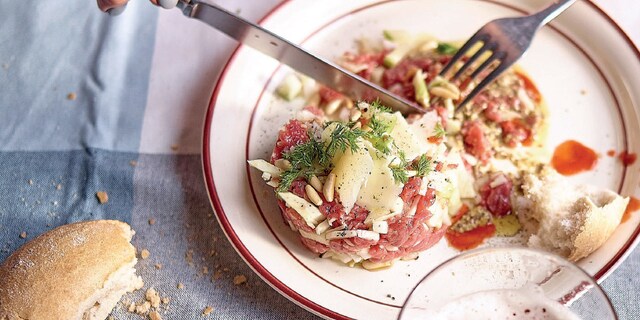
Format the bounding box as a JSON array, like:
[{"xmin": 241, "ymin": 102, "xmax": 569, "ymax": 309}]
[{"xmin": 97, "ymin": 0, "xmax": 178, "ymax": 16}]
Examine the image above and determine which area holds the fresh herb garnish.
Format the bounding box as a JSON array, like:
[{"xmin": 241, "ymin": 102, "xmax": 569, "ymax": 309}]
[
  {"xmin": 389, "ymin": 151, "xmax": 409, "ymax": 184},
  {"xmin": 432, "ymin": 122, "xmax": 446, "ymax": 139},
  {"xmin": 369, "ymin": 99, "xmax": 393, "ymax": 113},
  {"xmin": 436, "ymin": 42, "xmax": 458, "ymax": 55},
  {"xmin": 278, "ymin": 139, "xmax": 323, "ymax": 192},
  {"xmin": 321, "ymin": 122, "xmax": 366, "ymax": 165},
  {"xmin": 413, "ymin": 154, "xmax": 432, "ymax": 177}
]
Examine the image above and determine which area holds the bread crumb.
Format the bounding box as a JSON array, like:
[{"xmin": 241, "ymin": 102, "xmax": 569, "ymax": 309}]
[
  {"xmin": 141, "ymin": 249, "xmax": 150, "ymax": 259},
  {"xmin": 154, "ymin": 263, "xmax": 163, "ymax": 270},
  {"xmin": 96, "ymin": 191, "xmax": 109, "ymax": 204},
  {"xmin": 149, "ymin": 311, "xmax": 162, "ymax": 320},
  {"xmin": 202, "ymin": 266, "xmax": 209, "ymax": 275},
  {"xmin": 185, "ymin": 250, "xmax": 194, "ymax": 266},
  {"xmin": 128, "ymin": 302, "xmax": 136, "ymax": 313},
  {"xmin": 130, "ymin": 160, "xmax": 138, "ymax": 167},
  {"xmin": 148, "ymin": 218, "xmax": 156, "ymax": 225},
  {"xmin": 146, "ymin": 288, "xmax": 161, "ymax": 308},
  {"xmin": 161, "ymin": 297, "xmax": 170, "ymax": 304},
  {"xmin": 203, "ymin": 306, "xmax": 214, "ymax": 316},
  {"xmin": 108, "ymin": 316, "xmax": 115, "ymax": 320},
  {"xmin": 233, "ymin": 275, "xmax": 247, "ymax": 285},
  {"xmin": 19, "ymin": 231, "xmax": 27, "ymax": 239},
  {"xmin": 170, "ymin": 144, "xmax": 179, "ymax": 151},
  {"xmin": 67, "ymin": 92, "xmax": 77, "ymax": 100},
  {"xmin": 212, "ymin": 270, "xmax": 223, "ymax": 280},
  {"xmin": 27, "ymin": 179, "xmax": 33, "ymax": 185},
  {"xmin": 135, "ymin": 301, "xmax": 151, "ymax": 314},
  {"xmin": 177, "ymin": 282, "xmax": 184, "ymax": 289}
]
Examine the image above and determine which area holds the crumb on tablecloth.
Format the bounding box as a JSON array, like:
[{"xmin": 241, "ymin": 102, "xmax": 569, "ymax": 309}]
[
  {"xmin": 170, "ymin": 144, "xmax": 179, "ymax": 151},
  {"xmin": 203, "ymin": 306, "xmax": 214, "ymax": 316},
  {"xmin": 146, "ymin": 288, "xmax": 161, "ymax": 308},
  {"xmin": 95, "ymin": 191, "xmax": 109, "ymax": 204},
  {"xmin": 161, "ymin": 297, "xmax": 170, "ymax": 304},
  {"xmin": 149, "ymin": 311, "xmax": 162, "ymax": 320},
  {"xmin": 27, "ymin": 179, "xmax": 33, "ymax": 185},
  {"xmin": 129, "ymin": 160, "xmax": 138, "ymax": 167},
  {"xmin": 19, "ymin": 231, "xmax": 26, "ymax": 239},
  {"xmin": 233, "ymin": 275, "xmax": 247, "ymax": 285},
  {"xmin": 148, "ymin": 218, "xmax": 156, "ymax": 225},
  {"xmin": 67, "ymin": 92, "xmax": 76, "ymax": 100},
  {"xmin": 154, "ymin": 263, "xmax": 162, "ymax": 270},
  {"xmin": 140, "ymin": 249, "xmax": 150, "ymax": 259},
  {"xmin": 177, "ymin": 282, "xmax": 184, "ymax": 289}
]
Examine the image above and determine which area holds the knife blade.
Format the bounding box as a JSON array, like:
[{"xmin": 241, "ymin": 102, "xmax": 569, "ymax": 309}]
[{"xmin": 176, "ymin": 0, "xmax": 424, "ymax": 115}]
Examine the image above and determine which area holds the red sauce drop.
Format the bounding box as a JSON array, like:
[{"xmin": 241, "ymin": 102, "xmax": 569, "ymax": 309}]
[
  {"xmin": 607, "ymin": 150, "xmax": 616, "ymax": 157},
  {"xmin": 622, "ymin": 197, "xmax": 640, "ymax": 223},
  {"xmin": 446, "ymin": 224, "xmax": 497, "ymax": 251},
  {"xmin": 516, "ymin": 71, "xmax": 541, "ymax": 103},
  {"xmin": 551, "ymin": 140, "xmax": 598, "ymax": 175},
  {"xmin": 618, "ymin": 151, "xmax": 637, "ymax": 166}
]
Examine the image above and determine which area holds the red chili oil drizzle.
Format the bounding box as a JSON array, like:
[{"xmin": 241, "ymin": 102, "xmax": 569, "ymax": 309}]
[
  {"xmin": 551, "ymin": 140, "xmax": 598, "ymax": 175},
  {"xmin": 618, "ymin": 151, "xmax": 637, "ymax": 166}
]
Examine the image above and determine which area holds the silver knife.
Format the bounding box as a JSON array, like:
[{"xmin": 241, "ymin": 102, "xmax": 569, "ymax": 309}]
[{"xmin": 175, "ymin": 0, "xmax": 423, "ymax": 115}]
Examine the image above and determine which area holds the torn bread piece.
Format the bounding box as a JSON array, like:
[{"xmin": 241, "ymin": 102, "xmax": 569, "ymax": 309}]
[
  {"xmin": 0, "ymin": 220, "xmax": 143, "ymax": 320},
  {"xmin": 513, "ymin": 167, "xmax": 628, "ymax": 261}
]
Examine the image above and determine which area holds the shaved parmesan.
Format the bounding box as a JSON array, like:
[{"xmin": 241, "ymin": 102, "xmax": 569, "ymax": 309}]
[
  {"xmin": 380, "ymin": 112, "xmax": 427, "ymax": 161},
  {"xmin": 326, "ymin": 230, "xmax": 380, "ymax": 242},
  {"xmin": 278, "ymin": 192, "xmax": 325, "ymax": 228},
  {"xmin": 372, "ymin": 221, "xmax": 389, "ymax": 234},
  {"xmin": 299, "ymin": 230, "xmax": 330, "ymax": 245},
  {"xmin": 331, "ymin": 139, "xmax": 374, "ymax": 213},
  {"xmin": 248, "ymin": 160, "xmax": 282, "ymax": 178}
]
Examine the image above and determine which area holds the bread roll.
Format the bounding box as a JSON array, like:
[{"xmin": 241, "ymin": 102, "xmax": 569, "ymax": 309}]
[
  {"xmin": 0, "ymin": 220, "xmax": 143, "ymax": 320},
  {"xmin": 513, "ymin": 167, "xmax": 628, "ymax": 261}
]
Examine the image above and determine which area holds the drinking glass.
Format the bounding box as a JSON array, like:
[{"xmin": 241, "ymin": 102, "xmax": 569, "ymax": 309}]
[{"xmin": 399, "ymin": 247, "xmax": 617, "ymax": 319}]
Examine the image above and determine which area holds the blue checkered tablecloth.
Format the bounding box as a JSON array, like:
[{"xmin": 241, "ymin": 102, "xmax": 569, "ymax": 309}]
[{"xmin": 1, "ymin": 1, "xmax": 639, "ymax": 319}]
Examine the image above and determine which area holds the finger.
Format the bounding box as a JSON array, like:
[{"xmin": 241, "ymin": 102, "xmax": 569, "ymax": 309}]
[
  {"xmin": 157, "ymin": 0, "xmax": 179, "ymax": 9},
  {"xmin": 97, "ymin": 0, "xmax": 128, "ymax": 12}
]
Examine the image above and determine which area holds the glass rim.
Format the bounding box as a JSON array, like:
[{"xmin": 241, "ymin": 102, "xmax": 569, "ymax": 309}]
[{"xmin": 398, "ymin": 246, "xmax": 618, "ymax": 320}]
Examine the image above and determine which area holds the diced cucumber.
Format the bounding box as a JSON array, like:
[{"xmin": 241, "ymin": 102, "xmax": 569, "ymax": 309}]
[
  {"xmin": 413, "ymin": 69, "xmax": 430, "ymax": 107},
  {"xmin": 276, "ymin": 73, "xmax": 302, "ymax": 101}
]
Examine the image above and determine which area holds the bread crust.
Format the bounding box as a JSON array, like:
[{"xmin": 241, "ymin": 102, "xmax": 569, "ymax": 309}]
[
  {"xmin": 0, "ymin": 220, "xmax": 136, "ymax": 320},
  {"xmin": 514, "ymin": 168, "xmax": 628, "ymax": 262}
]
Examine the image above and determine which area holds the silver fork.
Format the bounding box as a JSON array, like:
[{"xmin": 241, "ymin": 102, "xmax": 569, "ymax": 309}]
[{"xmin": 440, "ymin": 0, "xmax": 578, "ymax": 108}]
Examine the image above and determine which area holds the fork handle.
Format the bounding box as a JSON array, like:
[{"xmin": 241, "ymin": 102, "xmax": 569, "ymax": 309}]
[{"xmin": 533, "ymin": 0, "xmax": 579, "ymax": 26}]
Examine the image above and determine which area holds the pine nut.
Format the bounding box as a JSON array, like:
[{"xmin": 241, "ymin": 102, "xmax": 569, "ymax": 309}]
[
  {"xmin": 441, "ymin": 82, "xmax": 461, "ymax": 97},
  {"xmin": 309, "ymin": 175, "xmax": 323, "ymax": 192},
  {"xmin": 343, "ymin": 99, "xmax": 354, "ymax": 109},
  {"xmin": 274, "ymin": 159, "xmax": 292, "ymax": 170},
  {"xmin": 323, "ymin": 173, "xmax": 336, "ymax": 202},
  {"xmin": 325, "ymin": 99, "xmax": 342, "ymax": 115},
  {"xmin": 305, "ymin": 184, "xmax": 323, "ymax": 206},
  {"xmin": 350, "ymin": 109, "xmax": 362, "ymax": 122},
  {"xmin": 430, "ymin": 86, "xmax": 459, "ymax": 100}
]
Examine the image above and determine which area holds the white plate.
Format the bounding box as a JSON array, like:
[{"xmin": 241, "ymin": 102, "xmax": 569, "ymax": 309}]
[{"xmin": 202, "ymin": 1, "xmax": 640, "ymax": 318}]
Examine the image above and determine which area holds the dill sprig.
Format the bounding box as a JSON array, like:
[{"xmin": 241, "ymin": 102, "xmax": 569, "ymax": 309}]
[
  {"xmin": 321, "ymin": 122, "xmax": 366, "ymax": 165},
  {"xmin": 413, "ymin": 154, "xmax": 432, "ymax": 177},
  {"xmin": 369, "ymin": 99, "xmax": 393, "ymax": 113},
  {"xmin": 278, "ymin": 138, "xmax": 323, "ymax": 192},
  {"xmin": 432, "ymin": 122, "xmax": 446, "ymax": 139},
  {"xmin": 389, "ymin": 151, "xmax": 409, "ymax": 184}
]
